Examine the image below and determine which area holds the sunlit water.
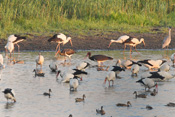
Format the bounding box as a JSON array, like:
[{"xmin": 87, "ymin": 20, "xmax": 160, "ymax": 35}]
[{"xmin": 0, "ymin": 50, "xmax": 175, "ymax": 117}]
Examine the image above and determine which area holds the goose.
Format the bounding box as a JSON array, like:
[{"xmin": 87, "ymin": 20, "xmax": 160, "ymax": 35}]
[
  {"xmin": 138, "ymin": 59, "xmax": 166, "ymax": 70},
  {"xmin": 33, "ymin": 69, "xmax": 45, "ymax": 77},
  {"xmin": 48, "ymin": 33, "xmax": 73, "ymax": 56},
  {"xmin": 165, "ymin": 102, "xmax": 175, "ymax": 107},
  {"xmin": 104, "ymin": 71, "xmax": 115, "ymax": 86},
  {"xmin": 85, "ymin": 52, "xmax": 113, "ymax": 67},
  {"xmin": 2, "ymin": 88, "xmax": 16, "ymax": 102},
  {"xmin": 111, "ymin": 65, "xmax": 125, "ymax": 77},
  {"xmin": 35, "ymin": 53, "xmax": 44, "ymax": 70},
  {"xmin": 69, "ymin": 76, "xmax": 79, "ymax": 91},
  {"xmin": 75, "ymin": 94, "xmax": 86, "ymax": 102},
  {"xmin": 116, "ymin": 101, "xmax": 132, "ymax": 107},
  {"xmin": 141, "ymin": 71, "xmax": 174, "ymax": 82},
  {"xmin": 49, "ymin": 62, "xmax": 58, "ymax": 72},
  {"xmin": 96, "ymin": 106, "xmax": 105, "ymax": 115},
  {"xmin": 136, "ymin": 78, "xmax": 158, "ymax": 91},
  {"xmin": 133, "ymin": 91, "xmax": 147, "ymax": 98},
  {"xmin": 162, "ymin": 27, "xmax": 171, "ymax": 49},
  {"xmin": 76, "ymin": 61, "xmax": 90, "ymax": 71},
  {"xmin": 43, "ymin": 89, "xmax": 52, "ymax": 97}
]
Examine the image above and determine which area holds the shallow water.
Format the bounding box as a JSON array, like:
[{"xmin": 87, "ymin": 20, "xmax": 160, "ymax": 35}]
[{"xmin": 0, "ymin": 50, "xmax": 175, "ymax": 117}]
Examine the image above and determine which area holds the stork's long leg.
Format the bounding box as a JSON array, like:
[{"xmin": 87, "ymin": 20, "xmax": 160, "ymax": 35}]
[
  {"xmin": 55, "ymin": 43, "xmax": 60, "ymax": 52},
  {"xmin": 123, "ymin": 44, "xmax": 126, "ymax": 55},
  {"xmin": 130, "ymin": 46, "xmax": 132, "ymax": 58},
  {"xmin": 134, "ymin": 46, "xmax": 140, "ymax": 54},
  {"xmin": 16, "ymin": 44, "xmax": 20, "ymax": 53}
]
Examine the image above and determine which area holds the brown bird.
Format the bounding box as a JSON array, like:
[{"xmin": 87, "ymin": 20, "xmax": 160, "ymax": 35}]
[
  {"xmin": 165, "ymin": 102, "xmax": 175, "ymax": 107},
  {"xmin": 56, "ymin": 49, "xmax": 75, "ymax": 62},
  {"xmin": 96, "ymin": 106, "xmax": 105, "ymax": 115},
  {"xmin": 75, "ymin": 94, "xmax": 86, "ymax": 102},
  {"xmin": 116, "ymin": 101, "xmax": 132, "ymax": 107},
  {"xmin": 48, "ymin": 33, "xmax": 73, "ymax": 56},
  {"xmin": 133, "ymin": 91, "xmax": 147, "ymax": 98},
  {"xmin": 150, "ymin": 89, "xmax": 157, "ymax": 96},
  {"xmin": 85, "ymin": 52, "xmax": 113, "ymax": 67}
]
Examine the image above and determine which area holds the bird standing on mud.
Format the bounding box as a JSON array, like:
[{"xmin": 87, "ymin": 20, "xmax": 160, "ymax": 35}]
[
  {"xmin": 162, "ymin": 27, "xmax": 171, "ymax": 50},
  {"xmin": 48, "ymin": 33, "xmax": 73, "ymax": 56}
]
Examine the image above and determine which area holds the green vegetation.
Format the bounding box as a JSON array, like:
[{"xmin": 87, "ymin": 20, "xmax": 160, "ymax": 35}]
[{"xmin": 0, "ymin": 0, "xmax": 174, "ymax": 38}]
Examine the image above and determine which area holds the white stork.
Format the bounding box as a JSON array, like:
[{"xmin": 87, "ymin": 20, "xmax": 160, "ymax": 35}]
[{"xmin": 35, "ymin": 53, "xmax": 44, "ymax": 70}]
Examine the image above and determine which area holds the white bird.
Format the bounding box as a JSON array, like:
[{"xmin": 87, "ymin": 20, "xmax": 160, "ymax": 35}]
[
  {"xmin": 48, "ymin": 33, "xmax": 73, "ymax": 56},
  {"xmin": 36, "ymin": 53, "xmax": 44, "ymax": 70},
  {"xmin": 104, "ymin": 71, "xmax": 115, "ymax": 86},
  {"xmin": 131, "ymin": 64, "xmax": 140, "ymax": 77},
  {"xmin": 170, "ymin": 53, "xmax": 175, "ymax": 66},
  {"xmin": 116, "ymin": 59, "xmax": 137, "ymax": 69},
  {"xmin": 5, "ymin": 41, "xmax": 14, "ymax": 58},
  {"xmin": 2, "ymin": 88, "xmax": 16, "ymax": 102},
  {"xmin": 56, "ymin": 70, "xmax": 74, "ymax": 83},
  {"xmin": 136, "ymin": 78, "xmax": 158, "ymax": 92},
  {"xmin": 69, "ymin": 77, "xmax": 79, "ymax": 91},
  {"xmin": 158, "ymin": 63, "xmax": 170, "ymax": 72},
  {"xmin": 141, "ymin": 71, "xmax": 174, "ymax": 82},
  {"xmin": 138, "ymin": 59, "xmax": 166, "ymax": 70},
  {"xmin": 162, "ymin": 27, "xmax": 171, "ymax": 49},
  {"xmin": 108, "ymin": 35, "xmax": 145, "ymax": 56},
  {"xmin": 0, "ymin": 54, "xmax": 5, "ymax": 68},
  {"xmin": 49, "ymin": 61, "xmax": 58, "ymax": 72},
  {"xmin": 76, "ymin": 61, "xmax": 90, "ymax": 71}
]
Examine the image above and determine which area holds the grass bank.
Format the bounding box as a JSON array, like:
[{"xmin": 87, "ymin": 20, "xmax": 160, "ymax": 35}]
[{"xmin": 0, "ymin": 0, "xmax": 175, "ymax": 38}]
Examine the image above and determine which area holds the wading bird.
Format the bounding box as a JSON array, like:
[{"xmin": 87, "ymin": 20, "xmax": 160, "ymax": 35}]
[
  {"xmin": 162, "ymin": 27, "xmax": 171, "ymax": 49},
  {"xmin": 2, "ymin": 88, "xmax": 16, "ymax": 102},
  {"xmin": 48, "ymin": 33, "xmax": 73, "ymax": 56},
  {"xmin": 5, "ymin": 41, "xmax": 14, "ymax": 58},
  {"xmin": 108, "ymin": 35, "xmax": 145, "ymax": 57},
  {"xmin": 104, "ymin": 71, "xmax": 115, "ymax": 86},
  {"xmin": 56, "ymin": 49, "xmax": 75, "ymax": 62},
  {"xmin": 35, "ymin": 53, "xmax": 44, "ymax": 70}
]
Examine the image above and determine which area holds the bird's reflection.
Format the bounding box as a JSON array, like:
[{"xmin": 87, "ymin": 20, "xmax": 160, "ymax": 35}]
[{"xmin": 4, "ymin": 102, "xmax": 15, "ymax": 109}]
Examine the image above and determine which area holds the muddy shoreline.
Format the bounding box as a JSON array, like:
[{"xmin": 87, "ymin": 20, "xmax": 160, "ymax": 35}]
[{"xmin": 0, "ymin": 29, "xmax": 174, "ymax": 52}]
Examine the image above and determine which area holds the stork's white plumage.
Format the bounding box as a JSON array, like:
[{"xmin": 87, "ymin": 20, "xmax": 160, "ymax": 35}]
[
  {"xmin": 108, "ymin": 35, "xmax": 130, "ymax": 46},
  {"xmin": 76, "ymin": 61, "xmax": 90, "ymax": 71},
  {"xmin": 131, "ymin": 64, "xmax": 140, "ymax": 76},
  {"xmin": 138, "ymin": 59, "xmax": 166, "ymax": 70},
  {"xmin": 170, "ymin": 53, "xmax": 175, "ymax": 66},
  {"xmin": 141, "ymin": 71, "xmax": 174, "ymax": 82},
  {"xmin": 69, "ymin": 77, "xmax": 79, "ymax": 91},
  {"xmin": 116, "ymin": 59, "xmax": 134, "ymax": 69},
  {"xmin": 158, "ymin": 63, "xmax": 170, "ymax": 72},
  {"xmin": 36, "ymin": 53, "xmax": 44, "ymax": 70},
  {"xmin": 5, "ymin": 41, "xmax": 14, "ymax": 58},
  {"xmin": 104, "ymin": 71, "xmax": 115, "ymax": 86},
  {"xmin": 0, "ymin": 54, "xmax": 4, "ymax": 68},
  {"xmin": 56, "ymin": 70, "xmax": 74, "ymax": 83},
  {"xmin": 136, "ymin": 78, "xmax": 158, "ymax": 91},
  {"xmin": 49, "ymin": 61, "xmax": 58, "ymax": 72}
]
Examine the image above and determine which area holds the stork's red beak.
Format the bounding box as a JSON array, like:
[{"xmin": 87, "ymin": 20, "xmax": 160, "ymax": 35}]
[{"xmin": 104, "ymin": 78, "xmax": 107, "ymax": 84}]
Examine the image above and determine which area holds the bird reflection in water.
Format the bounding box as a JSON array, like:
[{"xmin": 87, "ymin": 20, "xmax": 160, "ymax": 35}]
[{"xmin": 4, "ymin": 102, "xmax": 15, "ymax": 109}]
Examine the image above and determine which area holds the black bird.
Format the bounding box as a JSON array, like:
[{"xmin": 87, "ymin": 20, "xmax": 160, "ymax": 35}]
[
  {"xmin": 43, "ymin": 89, "xmax": 52, "ymax": 97},
  {"xmin": 111, "ymin": 66, "xmax": 125, "ymax": 77}
]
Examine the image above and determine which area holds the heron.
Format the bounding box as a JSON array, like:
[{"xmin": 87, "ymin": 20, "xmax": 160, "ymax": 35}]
[{"xmin": 162, "ymin": 27, "xmax": 171, "ymax": 55}]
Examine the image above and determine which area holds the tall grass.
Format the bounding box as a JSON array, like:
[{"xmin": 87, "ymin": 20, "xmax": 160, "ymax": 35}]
[{"xmin": 0, "ymin": 0, "xmax": 174, "ymax": 38}]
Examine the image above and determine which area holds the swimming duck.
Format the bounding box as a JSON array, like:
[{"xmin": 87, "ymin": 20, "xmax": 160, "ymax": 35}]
[
  {"xmin": 75, "ymin": 94, "xmax": 86, "ymax": 102},
  {"xmin": 96, "ymin": 106, "xmax": 105, "ymax": 115},
  {"xmin": 165, "ymin": 102, "xmax": 175, "ymax": 107},
  {"xmin": 150, "ymin": 89, "xmax": 157, "ymax": 96},
  {"xmin": 116, "ymin": 101, "xmax": 132, "ymax": 107},
  {"xmin": 133, "ymin": 91, "xmax": 147, "ymax": 98},
  {"xmin": 43, "ymin": 89, "xmax": 52, "ymax": 97}
]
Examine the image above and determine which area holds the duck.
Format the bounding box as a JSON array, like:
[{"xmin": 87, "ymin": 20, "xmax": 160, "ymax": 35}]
[
  {"xmin": 33, "ymin": 69, "xmax": 45, "ymax": 77},
  {"xmin": 136, "ymin": 78, "xmax": 158, "ymax": 91},
  {"xmin": 36, "ymin": 53, "xmax": 44, "ymax": 70},
  {"xmin": 75, "ymin": 94, "xmax": 86, "ymax": 102},
  {"xmin": 43, "ymin": 89, "xmax": 52, "ymax": 97},
  {"xmin": 2, "ymin": 88, "xmax": 16, "ymax": 102},
  {"xmin": 133, "ymin": 91, "xmax": 147, "ymax": 98},
  {"xmin": 165, "ymin": 102, "xmax": 175, "ymax": 107},
  {"xmin": 96, "ymin": 106, "xmax": 105, "ymax": 115},
  {"xmin": 69, "ymin": 76, "xmax": 79, "ymax": 91},
  {"xmin": 85, "ymin": 52, "xmax": 113, "ymax": 67},
  {"xmin": 146, "ymin": 105, "xmax": 153, "ymax": 110},
  {"xmin": 104, "ymin": 71, "xmax": 115, "ymax": 86},
  {"xmin": 76, "ymin": 61, "xmax": 90, "ymax": 71},
  {"xmin": 116, "ymin": 101, "xmax": 132, "ymax": 107},
  {"xmin": 150, "ymin": 89, "xmax": 157, "ymax": 96},
  {"xmin": 138, "ymin": 59, "xmax": 166, "ymax": 70}
]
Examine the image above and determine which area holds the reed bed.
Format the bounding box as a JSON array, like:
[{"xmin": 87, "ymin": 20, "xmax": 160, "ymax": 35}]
[{"xmin": 0, "ymin": 0, "xmax": 174, "ymax": 38}]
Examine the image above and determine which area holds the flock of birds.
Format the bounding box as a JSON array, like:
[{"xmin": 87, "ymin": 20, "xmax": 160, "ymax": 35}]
[{"xmin": 1, "ymin": 27, "xmax": 175, "ymax": 116}]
